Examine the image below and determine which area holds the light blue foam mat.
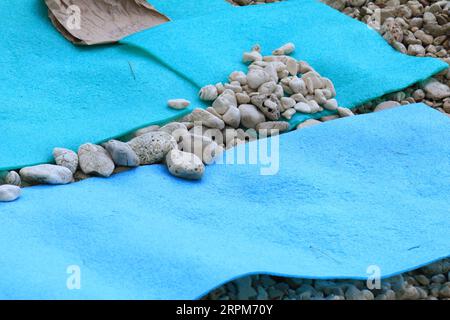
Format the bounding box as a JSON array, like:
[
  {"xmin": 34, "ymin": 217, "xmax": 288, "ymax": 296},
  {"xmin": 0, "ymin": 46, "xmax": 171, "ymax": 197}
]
[
  {"xmin": 1, "ymin": 103, "xmax": 449, "ymax": 300},
  {"xmin": 126, "ymin": 0, "xmax": 448, "ymax": 127},
  {"xmin": 0, "ymin": 0, "xmax": 203, "ymax": 171}
]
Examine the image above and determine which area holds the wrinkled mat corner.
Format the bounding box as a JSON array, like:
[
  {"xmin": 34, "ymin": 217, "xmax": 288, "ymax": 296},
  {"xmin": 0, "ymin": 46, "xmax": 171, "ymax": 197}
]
[
  {"xmin": 45, "ymin": 0, "xmax": 170, "ymax": 45},
  {"xmin": 0, "ymin": 104, "xmax": 449, "ymax": 299}
]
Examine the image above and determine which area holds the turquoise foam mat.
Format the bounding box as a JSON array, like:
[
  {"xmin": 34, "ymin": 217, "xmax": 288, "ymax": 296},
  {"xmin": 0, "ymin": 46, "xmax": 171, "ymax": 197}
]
[{"xmin": 0, "ymin": 104, "xmax": 449, "ymax": 299}]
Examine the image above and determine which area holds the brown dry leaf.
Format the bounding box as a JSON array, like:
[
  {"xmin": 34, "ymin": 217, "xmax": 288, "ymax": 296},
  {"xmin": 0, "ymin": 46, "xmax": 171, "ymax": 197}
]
[{"xmin": 45, "ymin": 0, "xmax": 170, "ymax": 45}]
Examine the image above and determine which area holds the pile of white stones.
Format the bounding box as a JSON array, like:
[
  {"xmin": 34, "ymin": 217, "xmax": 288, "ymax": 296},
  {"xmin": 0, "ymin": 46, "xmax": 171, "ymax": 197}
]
[
  {"xmin": 1, "ymin": 43, "xmax": 351, "ymax": 203},
  {"xmin": 194, "ymin": 43, "xmax": 352, "ymax": 132},
  {"xmin": 205, "ymin": 258, "xmax": 450, "ymax": 300}
]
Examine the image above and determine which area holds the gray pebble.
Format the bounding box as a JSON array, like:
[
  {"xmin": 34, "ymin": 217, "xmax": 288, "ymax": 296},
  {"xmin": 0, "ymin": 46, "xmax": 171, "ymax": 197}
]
[
  {"xmin": 374, "ymin": 100, "xmax": 401, "ymax": 112},
  {"xmin": 0, "ymin": 185, "xmax": 21, "ymax": 202},
  {"xmin": 128, "ymin": 132, "xmax": 177, "ymax": 165},
  {"xmin": 20, "ymin": 164, "xmax": 73, "ymax": 185},
  {"xmin": 103, "ymin": 140, "xmax": 139, "ymax": 167},
  {"xmin": 4, "ymin": 171, "xmax": 21, "ymax": 186},
  {"xmin": 421, "ymin": 78, "xmax": 450, "ymax": 100},
  {"xmin": 165, "ymin": 149, "xmax": 205, "ymax": 180},
  {"xmin": 78, "ymin": 143, "xmax": 115, "ymax": 177},
  {"xmin": 53, "ymin": 148, "xmax": 79, "ymax": 174}
]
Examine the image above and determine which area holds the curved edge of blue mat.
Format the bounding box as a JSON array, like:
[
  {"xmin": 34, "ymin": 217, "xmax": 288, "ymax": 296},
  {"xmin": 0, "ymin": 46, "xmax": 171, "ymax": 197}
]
[{"xmin": 193, "ymin": 254, "xmax": 450, "ymax": 300}]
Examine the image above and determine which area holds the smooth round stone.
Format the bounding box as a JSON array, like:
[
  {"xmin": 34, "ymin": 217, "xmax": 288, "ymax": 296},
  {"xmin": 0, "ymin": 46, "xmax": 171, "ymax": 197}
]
[
  {"xmin": 167, "ymin": 99, "xmax": 190, "ymax": 110},
  {"xmin": 374, "ymin": 100, "xmax": 401, "ymax": 112},
  {"xmin": 127, "ymin": 131, "xmax": 177, "ymax": 165},
  {"xmin": 0, "ymin": 185, "xmax": 21, "ymax": 202},
  {"xmin": 53, "ymin": 148, "xmax": 79, "ymax": 174},
  {"xmin": 78, "ymin": 143, "xmax": 115, "ymax": 177},
  {"xmin": 19, "ymin": 164, "xmax": 73, "ymax": 185},
  {"xmin": 165, "ymin": 149, "xmax": 205, "ymax": 180},
  {"xmin": 4, "ymin": 171, "xmax": 21, "ymax": 186},
  {"xmin": 103, "ymin": 140, "xmax": 140, "ymax": 167},
  {"xmin": 422, "ymin": 79, "xmax": 450, "ymax": 100}
]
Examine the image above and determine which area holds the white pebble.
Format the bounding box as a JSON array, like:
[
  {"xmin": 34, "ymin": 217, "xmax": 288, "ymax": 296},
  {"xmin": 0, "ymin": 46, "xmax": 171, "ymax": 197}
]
[
  {"xmin": 0, "ymin": 185, "xmax": 21, "ymax": 202},
  {"xmin": 168, "ymin": 99, "xmax": 190, "ymax": 110}
]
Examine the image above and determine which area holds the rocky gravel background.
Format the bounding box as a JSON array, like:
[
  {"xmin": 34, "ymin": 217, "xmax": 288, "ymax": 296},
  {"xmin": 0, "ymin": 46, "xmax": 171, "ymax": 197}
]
[{"xmin": 204, "ymin": 258, "xmax": 450, "ymax": 300}]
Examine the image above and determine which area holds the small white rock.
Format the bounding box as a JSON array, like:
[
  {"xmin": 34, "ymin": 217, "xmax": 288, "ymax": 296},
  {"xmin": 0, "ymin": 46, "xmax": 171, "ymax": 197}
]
[
  {"xmin": 374, "ymin": 101, "xmax": 401, "ymax": 112},
  {"xmin": 53, "ymin": 148, "xmax": 79, "ymax": 174},
  {"xmin": 294, "ymin": 102, "xmax": 312, "ymax": 113},
  {"xmin": 168, "ymin": 99, "xmax": 190, "ymax": 110},
  {"xmin": 222, "ymin": 106, "xmax": 241, "ymax": 128},
  {"xmin": 247, "ymin": 69, "xmax": 271, "ymax": 89},
  {"xmin": 20, "ymin": 164, "xmax": 73, "ymax": 185},
  {"xmin": 422, "ymin": 78, "xmax": 450, "ymax": 100},
  {"xmin": 199, "ymin": 85, "xmax": 219, "ymax": 101},
  {"xmin": 128, "ymin": 132, "xmax": 177, "ymax": 165},
  {"xmin": 323, "ymin": 99, "xmax": 338, "ymax": 111},
  {"xmin": 103, "ymin": 140, "xmax": 140, "ymax": 167},
  {"xmin": 239, "ymin": 104, "xmax": 266, "ymax": 129},
  {"xmin": 0, "ymin": 185, "xmax": 21, "ymax": 202},
  {"xmin": 4, "ymin": 171, "xmax": 21, "ymax": 186},
  {"xmin": 78, "ymin": 143, "xmax": 115, "ymax": 177},
  {"xmin": 166, "ymin": 149, "xmax": 205, "ymax": 180},
  {"xmin": 273, "ymin": 42, "xmax": 295, "ymax": 55}
]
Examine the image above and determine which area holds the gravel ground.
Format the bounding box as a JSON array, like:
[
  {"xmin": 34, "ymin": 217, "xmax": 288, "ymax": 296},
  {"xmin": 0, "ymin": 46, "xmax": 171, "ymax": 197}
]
[{"xmin": 204, "ymin": 258, "xmax": 450, "ymax": 300}]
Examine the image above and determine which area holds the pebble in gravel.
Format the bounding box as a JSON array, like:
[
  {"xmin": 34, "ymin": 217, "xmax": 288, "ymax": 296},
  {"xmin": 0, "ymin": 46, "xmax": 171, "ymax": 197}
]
[
  {"xmin": 127, "ymin": 131, "xmax": 177, "ymax": 165},
  {"xmin": 165, "ymin": 149, "xmax": 205, "ymax": 180},
  {"xmin": 374, "ymin": 100, "xmax": 401, "ymax": 112},
  {"xmin": 103, "ymin": 140, "xmax": 140, "ymax": 167},
  {"xmin": 421, "ymin": 78, "xmax": 450, "ymax": 100},
  {"xmin": 0, "ymin": 185, "xmax": 21, "ymax": 202},
  {"xmin": 78, "ymin": 143, "xmax": 115, "ymax": 177},
  {"xmin": 53, "ymin": 148, "xmax": 79, "ymax": 174},
  {"xmin": 19, "ymin": 164, "xmax": 73, "ymax": 185}
]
